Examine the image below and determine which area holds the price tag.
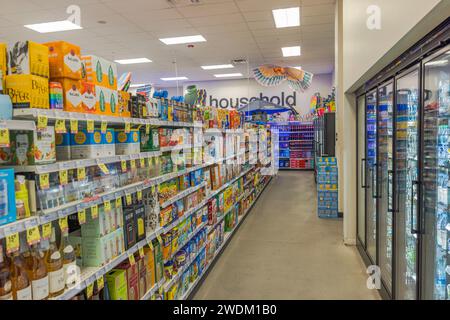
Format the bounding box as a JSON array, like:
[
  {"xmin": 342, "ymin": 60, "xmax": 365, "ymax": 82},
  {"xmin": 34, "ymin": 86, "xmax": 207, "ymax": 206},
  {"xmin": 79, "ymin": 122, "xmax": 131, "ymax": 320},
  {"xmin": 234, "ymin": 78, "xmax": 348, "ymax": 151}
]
[
  {"xmin": 147, "ymin": 157, "xmax": 152, "ymax": 167},
  {"xmin": 87, "ymin": 120, "xmax": 95, "ymax": 133},
  {"xmin": 78, "ymin": 209, "xmax": 86, "ymax": 225},
  {"xmin": 55, "ymin": 119, "xmax": 66, "ymax": 133},
  {"xmin": 139, "ymin": 247, "xmax": 145, "ymax": 258},
  {"xmin": 39, "ymin": 173, "xmax": 50, "ymax": 190},
  {"xmin": 26, "ymin": 226, "xmax": 41, "ymax": 245},
  {"xmin": 125, "ymin": 193, "xmax": 132, "ymax": 206},
  {"xmin": 42, "ymin": 223, "xmax": 52, "ymax": 240},
  {"xmin": 130, "ymin": 159, "xmax": 136, "ymax": 170},
  {"xmin": 147, "ymin": 239, "xmax": 154, "ymax": 251},
  {"xmin": 70, "ymin": 119, "xmax": 78, "ymax": 134},
  {"xmin": 142, "ymin": 106, "xmax": 148, "ymax": 118},
  {"xmin": 59, "ymin": 216, "xmax": 68, "ymax": 233},
  {"xmin": 104, "ymin": 200, "xmax": 112, "ymax": 212},
  {"xmin": 6, "ymin": 232, "xmax": 19, "ymax": 254},
  {"xmin": 145, "ymin": 124, "xmax": 150, "ymax": 134},
  {"xmin": 125, "ymin": 122, "xmax": 131, "ymax": 133},
  {"xmin": 140, "ymin": 158, "xmax": 145, "ymax": 168},
  {"xmin": 156, "ymin": 235, "xmax": 163, "ymax": 244},
  {"xmin": 137, "ymin": 190, "xmax": 143, "ymax": 201},
  {"xmin": 101, "ymin": 121, "xmax": 107, "ymax": 134},
  {"xmin": 77, "ymin": 167, "xmax": 86, "ymax": 181},
  {"xmin": 121, "ymin": 160, "xmax": 127, "ymax": 173},
  {"xmin": 59, "ymin": 170, "xmax": 68, "ymax": 186},
  {"xmin": 98, "ymin": 163, "xmax": 109, "ymax": 175},
  {"xmin": 96, "ymin": 276, "xmax": 104, "ymax": 291},
  {"xmin": 115, "ymin": 197, "xmax": 122, "ymax": 209},
  {"xmin": 128, "ymin": 253, "xmax": 136, "ymax": 266},
  {"xmin": 0, "ymin": 128, "xmax": 10, "ymax": 147},
  {"xmin": 91, "ymin": 205, "xmax": 99, "ymax": 219},
  {"xmin": 37, "ymin": 115, "xmax": 48, "ymax": 130},
  {"xmin": 86, "ymin": 282, "xmax": 94, "ymax": 299}
]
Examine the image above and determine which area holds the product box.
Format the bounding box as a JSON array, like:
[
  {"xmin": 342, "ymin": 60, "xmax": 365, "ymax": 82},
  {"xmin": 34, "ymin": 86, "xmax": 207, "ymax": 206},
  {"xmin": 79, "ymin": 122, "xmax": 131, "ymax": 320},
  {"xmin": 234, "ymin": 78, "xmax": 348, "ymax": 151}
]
[
  {"xmin": 106, "ymin": 269, "xmax": 128, "ymax": 300},
  {"xmin": 0, "ymin": 168, "xmax": 16, "ymax": 226},
  {"xmin": 81, "ymin": 205, "xmax": 116, "ymax": 237},
  {"xmin": 53, "ymin": 78, "xmax": 82, "ymax": 113},
  {"xmin": 0, "ymin": 44, "xmax": 6, "ymax": 90},
  {"xmin": 136, "ymin": 256, "xmax": 147, "ymax": 298},
  {"xmin": 143, "ymin": 247, "xmax": 156, "ymax": 289},
  {"xmin": 101, "ymin": 129, "xmax": 115, "ymax": 157},
  {"xmin": 82, "ymin": 55, "xmax": 117, "ymax": 90},
  {"xmin": 81, "ymin": 235, "xmax": 110, "ymax": 267},
  {"xmin": 122, "ymin": 206, "xmax": 136, "ymax": 250},
  {"xmin": 117, "ymin": 260, "xmax": 139, "ymax": 300},
  {"xmin": 8, "ymin": 41, "xmax": 49, "ymax": 78},
  {"xmin": 118, "ymin": 91, "xmax": 131, "ymax": 118},
  {"xmin": 134, "ymin": 203, "xmax": 146, "ymax": 243},
  {"xmin": 115, "ymin": 129, "xmax": 140, "ymax": 155},
  {"xmin": 153, "ymin": 239, "xmax": 164, "ymax": 283},
  {"xmin": 81, "ymin": 81, "xmax": 96, "ymax": 113},
  {"xmin": 9, "ymin": 127, "xmax": 56, "ymax": 165},
  {"xmin": 70, "ymin": 129, "xmax": 104, "ymax": 159},
  {"xmin": 44, "ymin": 41, "xmax": 82, "ymax": 80},
  {"xmin": 55, "ymin": 133, "xmax": 71, "ymax": 161},
  {"xmin": 95, "ymin": 85, "xmax": 118, "ymax": 116},
  {"xmin": 6, "ymin": 74, "xmax": 49, "ymax": 109},
  {"xmin": 140, "ymin": 129, "xmax": 159, "ymax": 152}
]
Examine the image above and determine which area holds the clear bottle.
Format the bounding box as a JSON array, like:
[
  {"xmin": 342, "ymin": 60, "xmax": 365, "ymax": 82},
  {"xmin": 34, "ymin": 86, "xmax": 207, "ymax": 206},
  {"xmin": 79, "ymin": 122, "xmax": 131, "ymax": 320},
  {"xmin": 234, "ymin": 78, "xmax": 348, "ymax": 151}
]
[
  {"xmin": 0, "ymin": 242, "xmax": 12, "ymax": 300},
  {"xmin": 9, "ymin": 235, "xmax": 32, "ymax": 300},
  {"xmin": 46, "ymin": 227, "xmax": 65, "ymax": 297},
  {"xmin": 60, "ymin": 231, "xmax": 77, "ymax": 288},
  {"xmin": 24, "ymin": 242, "xmax": 49, "ymax": 300}
]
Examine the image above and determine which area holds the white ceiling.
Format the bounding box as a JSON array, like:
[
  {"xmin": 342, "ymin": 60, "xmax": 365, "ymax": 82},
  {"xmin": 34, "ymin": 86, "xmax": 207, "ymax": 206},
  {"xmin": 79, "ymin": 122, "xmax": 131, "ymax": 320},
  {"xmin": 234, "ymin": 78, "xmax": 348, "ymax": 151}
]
[{"xmin": 0, "ymin": 0, "xmax": 335, "ymax": 87}]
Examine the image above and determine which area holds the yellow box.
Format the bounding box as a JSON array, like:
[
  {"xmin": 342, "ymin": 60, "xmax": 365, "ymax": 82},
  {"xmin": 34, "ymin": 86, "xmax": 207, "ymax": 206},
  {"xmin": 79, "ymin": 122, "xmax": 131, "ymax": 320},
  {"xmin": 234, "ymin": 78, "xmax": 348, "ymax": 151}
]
[
  {"xmin": 8, "ymin": 41, "xmax": 49, "ymax": 78},
  {"xmin": 54, "ymin": 78, "xmax": 83, "ymax": 113},
  {"xmin": 0, "ymin": 43, "xmax": 6, "ymax": 91},
  {"xmin": 44, "ymin": 41, "xmax": 82, "ymax": 80},
  {"xmin": 95, "ymin": 85, "xmax": 118, "ymax": 116},
  {"xmin": 118, "ymin": 90, "xmax": 131, "ymax": 118},
  {"xmin": 82, "ymin": 55, "xmax": 117, "ymax": 90},
  {"xmin": 6, "ymin": 74, "xmax": 49, "ymax": 109}
]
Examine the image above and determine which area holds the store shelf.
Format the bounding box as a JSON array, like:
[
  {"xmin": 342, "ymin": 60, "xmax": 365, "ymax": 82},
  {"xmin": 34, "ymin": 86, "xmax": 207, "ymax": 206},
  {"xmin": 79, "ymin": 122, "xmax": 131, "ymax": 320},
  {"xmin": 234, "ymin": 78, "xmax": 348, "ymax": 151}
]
[
  {"xmin": 160, "ymin": 182, "xmax": 206, "ymax": 209},
  {"xmin": 164, "ymin": 222, "xmax": 207, "ymax": 264},
  {"xmin": 0, "ymin": 119, "xmax": 37, "ymax": 130},
  {"xmin": 140, "ymin": 279, "xmax": 165, "ymax": 300},
  {"xmin": 160, "ymin": 145, "xmax": 192, "ymax": 152}
]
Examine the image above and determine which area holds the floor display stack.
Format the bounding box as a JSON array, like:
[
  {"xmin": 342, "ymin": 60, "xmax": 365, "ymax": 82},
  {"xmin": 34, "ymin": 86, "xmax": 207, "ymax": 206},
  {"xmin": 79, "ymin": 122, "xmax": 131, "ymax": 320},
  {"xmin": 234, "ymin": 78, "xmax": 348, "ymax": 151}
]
[
  {"xmin": 0, "ymin": 40, "xmax": 273, "ymax": 300},
  {"xmin": 316, "ymin": 157, "xmax": 338, "ymax": 219}
]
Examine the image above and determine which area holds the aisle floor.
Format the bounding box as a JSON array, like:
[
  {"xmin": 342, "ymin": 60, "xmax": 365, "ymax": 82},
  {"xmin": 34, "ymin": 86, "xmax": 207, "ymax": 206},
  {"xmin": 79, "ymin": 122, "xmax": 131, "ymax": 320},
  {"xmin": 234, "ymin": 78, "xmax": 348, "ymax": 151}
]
[{"xmin": 193, "ymin": 171, "xmax": 380, "ymax": 300}]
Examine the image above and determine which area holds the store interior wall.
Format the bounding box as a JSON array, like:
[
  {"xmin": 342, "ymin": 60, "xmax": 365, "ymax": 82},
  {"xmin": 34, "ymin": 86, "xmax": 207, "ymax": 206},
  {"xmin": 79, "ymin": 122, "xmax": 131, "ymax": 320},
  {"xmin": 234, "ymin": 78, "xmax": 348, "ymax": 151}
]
[{"xmin": 336, "ymin": 0, "xmax": 450, "ymax": 244}]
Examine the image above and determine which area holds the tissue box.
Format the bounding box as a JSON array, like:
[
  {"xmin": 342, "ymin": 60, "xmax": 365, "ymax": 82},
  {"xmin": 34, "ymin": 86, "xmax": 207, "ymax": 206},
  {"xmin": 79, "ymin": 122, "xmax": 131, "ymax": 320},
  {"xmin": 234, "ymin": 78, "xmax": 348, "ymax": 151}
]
[
  {"xmin": 82, "ymin": 55, "xmax": 117, "ymax": 90},
  {"xmin": 0, "ymin": 168, "xmax": 16, "ymax": 226},
  {"xmin": 6, "ymin": 74, "xmax": 49, "ymax": 109},
  {"xmin": 8, "ymin": 41, "xmax": 49, "ymax": 78},
  {"xmin": 55, "ymin": 133, "xmax": 71, "ymax": 161},
  {"xmin": 10, "ymin": 127, "xmax": 56, "ymax": 165},
  {"xmin": 106, "ymin": 269, "xmax": 128, "ymax": 300},
  {"xmin": 81, "ymin": 82, "xmax": 96, "ymax": 113},
  {"xmin": 118, "ymin": 91, "xmax": 131, "ymax": 118},
  {"xmin": 54, "ymin": 78, "xmax": 82, "ymax": 113},
  {"xmin": 44, "ymin": 41, "xmax": 82, "ymax": 80},
  {"xmin": 95, "ymin": 85, "xmax": 118, "ymax": 116},
  {"xmin": 115, "ymin": 129, "xmax": 140, "ymax": 155}
]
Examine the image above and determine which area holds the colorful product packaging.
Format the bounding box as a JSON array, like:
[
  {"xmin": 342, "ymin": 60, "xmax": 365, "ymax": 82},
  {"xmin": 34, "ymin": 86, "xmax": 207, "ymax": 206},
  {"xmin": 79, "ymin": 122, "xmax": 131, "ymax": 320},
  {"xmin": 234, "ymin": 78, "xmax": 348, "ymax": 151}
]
[
  {"xmin": 9, "ymin": 127, "xmax": 56, "ymax": 165},
  {"xmin": 55, "ymin": 133, "xmax": 71, "ymax": 161},
  {"xmin": 117, "ymin": 260, "xmax": 139, "ymax": 300},
  {"xmin": 8, "ymin": 41, "xmax": 49, "ymax": 78},
  {"xmin": 14, "ymin": 175, "xmax": 30, "ymax": 220},
  {"xmin": 106, "ymin": 269, "xmax": 128, "ymax": 300},
  {"xmin": 140, "ymin": 128, "xmax": 160, "ymax": 152},
  {"xmin": 0, "ymin": 168, "xmax": 16, "ymax": 226},
  {"xmin": 114, "ymin": 129, "xmax": 140, "ymax": 155},
  {"xmin": 81, "ymin": 81, "xmax": 96, "ymax": 113},
  {"xmin": 69, "ymin": 129, "xmax": 104, "ymax": 159},
  {"xmin": 95, "ymin": 85, "xmax": 118, "ymax": 116},
  {"xmin": 6, "ymin": 74, "xmax": 49, "ymax": 109},
  {"xmin": 82, "ymin": 55, "xmax": 117, "ymax": 90},
  {"xmin": 44, "ymin": 41, "xmax": 82, "ymax": 79},
  {"xmin": 136, "ymin": 255, "xmax": 147, "ymax": 298},
  {"xmin": 49, "ymin": 82, "xmax": 64, "ymax": 109},
  {"xmin": 51, "ymin": 78, "xmax": 82, "ymax": 113},
  {"xmin": 102, "ymin": 129, "xmax": 115, "ymax": 157},
  {"xmin": 153, "ymin": 239, "xmax": 164, "ymax": 283},
  {"xmin": 118, "ymin": 91, "xmax": 131, "ymax": 118},
  {"xmin": 122, "ymin": 206, "xmax": 136, "ymax": 249},
  {"xmin": 0, "ymin": 43, "xmax": 7, "ymax": 90},
  {"xmin": 144, "ymin": 247, "xmax": 156, "ymax": 289}
]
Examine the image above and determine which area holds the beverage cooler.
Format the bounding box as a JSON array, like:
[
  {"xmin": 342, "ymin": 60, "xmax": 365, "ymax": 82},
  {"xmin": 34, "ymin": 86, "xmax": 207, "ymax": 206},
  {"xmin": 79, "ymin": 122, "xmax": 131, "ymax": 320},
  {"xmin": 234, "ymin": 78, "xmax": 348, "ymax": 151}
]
[
  {"xmin": 356, "ymin": 30, "xmax": 450, "ymax": 299},
  {"xmin": 314, "ymin": 113, "xmax": 336, "ymax": 180}
]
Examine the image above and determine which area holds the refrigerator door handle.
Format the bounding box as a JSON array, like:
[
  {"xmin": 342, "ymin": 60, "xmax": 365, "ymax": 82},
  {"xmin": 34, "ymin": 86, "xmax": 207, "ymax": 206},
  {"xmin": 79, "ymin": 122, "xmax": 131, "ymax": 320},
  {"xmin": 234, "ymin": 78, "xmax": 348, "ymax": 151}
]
[
  {"xmin": 410, "ymin": 180, "xmax": 419, "ymax": 234},
  {"xmin": 371, "ymin": 164, "xmax": 377, "ymax": 198},
  {"xmin": 361, "ymin": 158, "xmax": 367, "ymax": 188},
  {"xmin": 388, "ymin": 170, "xmax": 394, "ymax": 212}
]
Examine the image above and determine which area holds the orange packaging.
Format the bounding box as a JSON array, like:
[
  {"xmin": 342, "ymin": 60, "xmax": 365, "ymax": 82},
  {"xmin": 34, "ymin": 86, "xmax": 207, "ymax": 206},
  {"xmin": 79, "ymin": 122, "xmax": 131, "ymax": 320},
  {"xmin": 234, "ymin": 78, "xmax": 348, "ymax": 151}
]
[
  {"xmin": 81, "ymin": 81, "xmax": 96, "ymax": 113},
  {"xmin": 95, "ymin": 85, "xmax": 118, "ymax": 116},
  {"xmin": 44, "ymin": 41, "xmax": 82, "ymax": 80},
  {"xmin": 118, "ymin": 90, "xmax": 131, "ymax": 118},
  {"xmin": 54, "ymin": 78, "xmax": 82, "ymax": 113}
]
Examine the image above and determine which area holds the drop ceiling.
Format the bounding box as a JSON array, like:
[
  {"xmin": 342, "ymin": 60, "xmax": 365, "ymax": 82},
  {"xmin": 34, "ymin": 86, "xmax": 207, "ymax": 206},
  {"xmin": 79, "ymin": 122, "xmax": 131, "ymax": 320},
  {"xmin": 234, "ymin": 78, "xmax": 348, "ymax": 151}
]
[{"xmin": 0, "ymin": 0, "xmax": 335, "ymax": 87}]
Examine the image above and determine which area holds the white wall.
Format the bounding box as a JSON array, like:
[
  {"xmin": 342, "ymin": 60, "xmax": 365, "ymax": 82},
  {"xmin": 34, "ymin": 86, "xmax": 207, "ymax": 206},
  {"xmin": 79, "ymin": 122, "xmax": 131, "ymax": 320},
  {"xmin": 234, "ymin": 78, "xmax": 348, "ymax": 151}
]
[{"xmin": 158, "ymin": 74, "xmax": 333, "ymax": 115}]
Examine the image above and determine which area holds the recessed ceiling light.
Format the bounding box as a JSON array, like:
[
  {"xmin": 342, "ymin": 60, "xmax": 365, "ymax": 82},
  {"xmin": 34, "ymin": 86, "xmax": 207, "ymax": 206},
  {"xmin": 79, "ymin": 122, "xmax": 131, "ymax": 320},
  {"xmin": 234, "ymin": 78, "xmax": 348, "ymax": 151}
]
[
  {"xmin": 24, "ymin": 20, "xmax": 82, "ymax": 33},
  {"xmin": 159, "ymin": 35, "xmax": 206, "ymax": 45},
  {"xmin": 201, "ymin": 64, "xmax": 234, "ymax": 70},
  {"xmin": 282, "ymin": 46, "xmax": 301, "ymax": 57},
  {"xmin": 214, "ymin": 73, "xmax": 243, "ymax": 78},
  {"xmin": 129, "ymin": 83, "xmax": 146, "ymax": 88},
  {"xmin": 161, "ymin": 77, "xmax": 188, "ymax": 81},
  {"xmin": 114, "ymin": 58, "xmax": 152, "ymax": 64},
  {"xmin": 272, "ymin": 7, "xmax": 300, "ymax": 28}
]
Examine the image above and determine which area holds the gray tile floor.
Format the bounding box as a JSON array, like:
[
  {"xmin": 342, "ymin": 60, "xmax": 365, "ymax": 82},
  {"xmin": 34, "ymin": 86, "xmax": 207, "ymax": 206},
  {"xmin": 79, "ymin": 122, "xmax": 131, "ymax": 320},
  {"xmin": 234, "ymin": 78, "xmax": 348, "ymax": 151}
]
[{"xmin": 193, "ymin": 171, "xmax": 380, "ymax": 300}]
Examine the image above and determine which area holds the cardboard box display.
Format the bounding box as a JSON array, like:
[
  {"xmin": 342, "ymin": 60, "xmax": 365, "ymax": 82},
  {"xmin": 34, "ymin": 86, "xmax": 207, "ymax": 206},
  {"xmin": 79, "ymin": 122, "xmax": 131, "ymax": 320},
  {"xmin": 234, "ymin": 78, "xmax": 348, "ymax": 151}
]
[
  {"xmin": 136, "ymin": 256, "xmax": 147, "ymax": 299},
  {"xmin": 106, "ymin": 269, "xmax": 128, "ymax": 300},
  {"xmin": 6, "ymin": 74, "xmax": 49, "ymax": 109},
  {"xmin": 9, "ymin": 127, "xmax": 56, "ymax": 165},
  {"xmin": 117, "ymin": 260, "xmax": 139, "ymax": 300},
  {"xmin": 81, "ymin": 81, "xmax": 96, "ymax": 113},
  {"xmin": 143, "ymin": 247, "xmax": 156, "ymax": 289},
  {"xmin": 53, "ymin": 78, "xmax": 82, "ymax": 113},
  {"xmin": 118, "ymin": 90, "xmax": 131, "ymax": 118},
  {"xmin": 114, "ymin": 129, "xmax": 140, "ymax": 155},
  {"xmin": 95, "ymin": 85, "xmax": 118, "ymax": 116},
  {"xmin": 44, "ymin": 41, "xmax": 82, "ymax": 79},
  {"xmin": 0, "ymin": 168, "xmax": 17, "ymax": 226},
  {"xmin": 82, "ymin": 55, "xmax": 117, "ymax": 90},
  {"xmin": 8, "ymin": 41, "xmax": 49, "ymax": 78}
]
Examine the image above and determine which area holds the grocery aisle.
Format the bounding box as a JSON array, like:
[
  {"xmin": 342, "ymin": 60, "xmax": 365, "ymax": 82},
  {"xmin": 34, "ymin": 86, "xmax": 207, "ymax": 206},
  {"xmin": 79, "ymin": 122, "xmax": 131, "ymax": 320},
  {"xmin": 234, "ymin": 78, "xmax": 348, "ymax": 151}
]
[{"xmin": 193, "ymin": 171, "xmax": 380, "ymax": 300}]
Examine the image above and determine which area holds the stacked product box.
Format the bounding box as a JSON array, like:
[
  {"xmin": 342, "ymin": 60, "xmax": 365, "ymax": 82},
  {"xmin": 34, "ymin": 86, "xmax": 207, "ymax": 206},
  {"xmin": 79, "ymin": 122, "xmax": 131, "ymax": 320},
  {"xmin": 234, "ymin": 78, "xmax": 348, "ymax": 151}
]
[{"xmin": 316, "ymin": 157, "xmax": 338, "ymax": 218}]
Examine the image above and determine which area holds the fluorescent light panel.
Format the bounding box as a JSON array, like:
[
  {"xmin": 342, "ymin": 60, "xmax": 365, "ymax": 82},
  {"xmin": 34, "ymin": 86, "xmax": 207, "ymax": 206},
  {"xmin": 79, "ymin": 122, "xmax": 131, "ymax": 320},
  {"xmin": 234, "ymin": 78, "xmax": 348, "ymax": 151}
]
[
  {"xmin": 130, "ymin": 84, "xmax": 146, "ymax": 88},
  {"xmin": 161, "ymin": 77, "xmax": 188, "ymax": 81},
  {"xmin": 24, "ymin": 20, "xmax": 82, "ymax": 33},
  {"xmin": 115, "ymin": 58, "xmax": 152, "ymax": 64},
  {"xmin": 282, "ymin": 46, "xmax": 301, "ymax": 57},
  {"xmin": 201, "ymin": 64, "xmax": 234, "ymax": 70},
  {"xmin": 214, "ymin": 73, "xmax": 243, "ymax": 78},
  {"xmin": 294, "ymin": 66, "xmax": 302, "ymax": 70},
  {"xmin": 272, "ymin": 7, "xmax": 300, "ymax": 28},
  {"xmin": 159, "ymin": 35, "xmax": 206, "ymax": 45}
]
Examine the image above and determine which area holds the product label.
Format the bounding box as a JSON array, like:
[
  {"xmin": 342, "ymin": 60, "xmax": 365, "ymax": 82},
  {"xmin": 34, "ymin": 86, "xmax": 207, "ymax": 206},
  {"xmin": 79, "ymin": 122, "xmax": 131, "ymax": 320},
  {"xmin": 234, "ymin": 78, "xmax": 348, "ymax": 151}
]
[
  {"xmin": 66, "ymin": 88, "xmax": 82, "ymax": 109},
  {"xmin": 32, "ymin": 276, "xmax": 49, "ymax": 300},
  {"xmin": 49, "ymin": 268, "xmax": 65, "ymax": 293},
  {"xmin": 82, "ymin": 92, "xmax": 96, "ymax": 111},
  {"xmin": 16, "ymin": 285, "xmax": 32, "ymax": 300},
  {"xmin": 64, "ymin": 53, "xmax": 82, "ymax": 73},
  {"xmin": 64, "ymin": 261, "xmax": 78, "ymax": 287}
]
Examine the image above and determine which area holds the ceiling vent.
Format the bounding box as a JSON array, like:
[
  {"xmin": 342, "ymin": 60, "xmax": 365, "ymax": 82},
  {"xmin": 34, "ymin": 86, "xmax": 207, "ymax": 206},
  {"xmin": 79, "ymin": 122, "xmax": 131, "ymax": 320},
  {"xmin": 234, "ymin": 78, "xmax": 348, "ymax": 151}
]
[{"xmin": 231, "ymin": 58, "xmax": 248, "ymax": 65}]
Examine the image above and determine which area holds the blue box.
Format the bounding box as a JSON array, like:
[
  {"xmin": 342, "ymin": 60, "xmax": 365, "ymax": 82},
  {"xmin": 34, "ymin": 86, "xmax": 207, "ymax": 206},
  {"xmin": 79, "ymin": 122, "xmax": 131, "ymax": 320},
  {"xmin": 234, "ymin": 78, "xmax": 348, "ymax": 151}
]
[{"xmin": 0, "ymin": 168, "xmax": 16, "ymax": 226}]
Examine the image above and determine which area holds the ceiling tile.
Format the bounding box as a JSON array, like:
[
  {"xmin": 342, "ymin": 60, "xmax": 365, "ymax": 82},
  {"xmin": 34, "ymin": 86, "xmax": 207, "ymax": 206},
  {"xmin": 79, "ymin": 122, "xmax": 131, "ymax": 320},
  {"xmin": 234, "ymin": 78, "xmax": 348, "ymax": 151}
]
[
  {"xmin": 236, "ymin": 0, "xmax": 301, "ymax": 12},
  {"xmin": 301, "ymin": 4, "xmax": 335, "ymax": 17},
  {"xmin": 188, "ymin": 13, "xmax": 244, "ymax": 27},
  {"xmin": 301, "ymin": 15, "xmax": 334, "ymax": 26},
  {"xmin": 241, "ymin": 10, "xmax": 273, "ymax": 22},
  {"xmin": 178, "ymin": 2, "xmax": 240, "ymax": 18},
  {"xmin": 247, "ymin": 20, "xmax": 275, "ymax": 30}
]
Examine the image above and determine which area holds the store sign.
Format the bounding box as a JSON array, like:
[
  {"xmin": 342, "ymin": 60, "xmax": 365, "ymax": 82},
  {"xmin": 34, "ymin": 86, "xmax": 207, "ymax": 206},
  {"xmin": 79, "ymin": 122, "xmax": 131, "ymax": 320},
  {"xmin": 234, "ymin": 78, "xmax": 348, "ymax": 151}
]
[{"xmin": 209, "ymin": 91, "xmax": 297, "ymax": 109}]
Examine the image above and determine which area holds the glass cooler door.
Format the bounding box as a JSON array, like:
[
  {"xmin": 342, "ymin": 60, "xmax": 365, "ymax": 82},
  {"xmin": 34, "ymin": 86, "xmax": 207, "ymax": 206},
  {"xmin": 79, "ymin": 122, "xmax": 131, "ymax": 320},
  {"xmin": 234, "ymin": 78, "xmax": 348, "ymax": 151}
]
[{"xmin": 422, "ymin": 48, "xmax": 450, "ymax": 300}]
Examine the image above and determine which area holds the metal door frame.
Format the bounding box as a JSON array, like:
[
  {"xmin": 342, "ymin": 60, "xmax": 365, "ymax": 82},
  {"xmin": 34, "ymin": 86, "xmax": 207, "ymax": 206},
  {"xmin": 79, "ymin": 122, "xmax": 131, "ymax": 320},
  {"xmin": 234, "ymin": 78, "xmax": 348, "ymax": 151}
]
[{"xmin": 356, "ymin": 94, "xmax": 367, "ymax": 249}]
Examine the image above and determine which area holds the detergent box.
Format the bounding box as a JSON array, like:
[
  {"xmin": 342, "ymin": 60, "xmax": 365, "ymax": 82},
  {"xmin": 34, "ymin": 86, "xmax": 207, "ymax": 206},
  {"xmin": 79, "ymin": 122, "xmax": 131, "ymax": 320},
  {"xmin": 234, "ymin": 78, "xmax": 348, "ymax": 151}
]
[
  {"xmin": 114, "ymin": 129, "xmax": 140, "ymax": 155},
  {"xmin": 95, "ymin": 85, "xmax": 118, "ymax": 116},
  {"xmin": 81, "ymin": 81, "xmax": 96, "ymax": 113},
  {"xmin": 10, "ymin": 127, "xmax": 56, "ymax": 165},
  {"xmin": 55, "ymin": 132, "xmax": 71, "ymax": 161},
  {"xmin": 70, "ymin": 129, "xmax": 104, "ymax": 159},
  {"xmin": 6, "ymin": 74, "xmax": 49, "ymax": 109},
  {"xmin": 82, "ymin": 55, "xmax": 117, "ymax": 90},
  {"xmin": 53, "ymin": 78, "xmax": 83, "ymax": 113},
  {"xmin": 44, "ymin": 41, "xmax": 82, "ymax": 80},
  {"xmin": 8, "ymin": 41, "xmax": 49, "ymax": 78}
]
